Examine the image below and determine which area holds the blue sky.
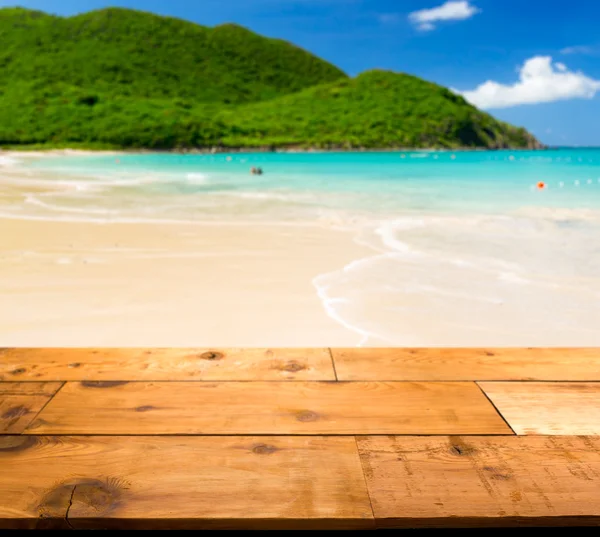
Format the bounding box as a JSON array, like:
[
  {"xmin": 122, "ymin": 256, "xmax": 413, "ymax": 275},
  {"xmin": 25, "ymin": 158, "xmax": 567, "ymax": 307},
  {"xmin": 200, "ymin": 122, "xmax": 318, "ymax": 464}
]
[{"xmin": 2, "ymin": 0, "xmax": 599, "ymax": 146}]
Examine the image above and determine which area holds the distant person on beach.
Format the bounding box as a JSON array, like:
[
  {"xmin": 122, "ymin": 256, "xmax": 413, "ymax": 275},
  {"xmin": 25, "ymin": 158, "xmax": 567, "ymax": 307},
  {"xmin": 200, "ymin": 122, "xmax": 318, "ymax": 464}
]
[{"xmin": 250, "ymin": 167, "xmax": 263, "ymax": 175}]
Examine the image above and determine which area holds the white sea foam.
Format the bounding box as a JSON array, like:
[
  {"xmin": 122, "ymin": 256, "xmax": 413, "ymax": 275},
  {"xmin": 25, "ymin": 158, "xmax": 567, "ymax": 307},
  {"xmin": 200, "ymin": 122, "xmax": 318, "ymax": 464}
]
[
  {"xmin": 236, "ymin": 192, "xmax": 295, "ymax": 201},
  {"xmin": 25, "ymin": 195, "xmax": 117, "ymax": 216},
  {"xmin": 0, "ymin": 156, "xmax": 20, "ymax": 167},
  {"xmin": 186, "ymin": 173, "xmax": 210, "ymax": 184},
  {"xmin": 312, "ymin": 218, "xmax": 426, "ymax": 344},
  {"xmin": 312, "ymin": 270, "xmax": 387, "ymax": 347},
  {"xmin": 311, "ymin": 212, "xmax": 553, "ymax": 342},
  {"xmin": 54, "ymin": 180, "xmax": 103, "ymax": 193},
  {"xmin": 0, "ymin": 207, "xmax": 328, "ymax": 227},
  {"xmin": 374, "ymin": 219, "xmax": 424, "ymax": 256}
]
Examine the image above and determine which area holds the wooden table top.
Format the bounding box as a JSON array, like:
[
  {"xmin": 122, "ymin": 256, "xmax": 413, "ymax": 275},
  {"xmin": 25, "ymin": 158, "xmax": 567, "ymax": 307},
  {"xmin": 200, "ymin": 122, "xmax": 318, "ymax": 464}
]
[{"xmin": 1, "ymin": 348, "xmax": 599, "ymax": 529}]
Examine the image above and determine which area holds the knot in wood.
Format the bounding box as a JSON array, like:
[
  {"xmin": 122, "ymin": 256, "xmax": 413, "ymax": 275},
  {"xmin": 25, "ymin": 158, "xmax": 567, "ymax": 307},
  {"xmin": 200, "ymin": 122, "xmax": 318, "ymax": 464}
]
[
  {"xmin": 296, "ymin": 410, "xmax": 319, "ymax": 422},
  {"xmin": 200, "ymin": 351, "xmax": 223, "ymax": 361},
  {"xmin": 252, "ymin": 444, "xmax": 278, "ymax": 455},
  {"xmin": 282, "ymin": 361, "xmax": 305, "ymax": 373}
]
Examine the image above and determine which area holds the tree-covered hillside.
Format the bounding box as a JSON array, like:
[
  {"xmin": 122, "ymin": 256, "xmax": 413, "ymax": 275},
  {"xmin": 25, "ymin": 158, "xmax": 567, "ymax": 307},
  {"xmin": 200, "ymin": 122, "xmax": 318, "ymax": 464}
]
[
  {"xmin": 0, "ymin": 7, "xmax": 346, "ymax": 104},
  {"xmin": 0, "ymin": 7, "xmax": 541, "ymax": 150},
  {"xmin": 217, "ymin": 70, "xmax": 540, "ymax": 149}
]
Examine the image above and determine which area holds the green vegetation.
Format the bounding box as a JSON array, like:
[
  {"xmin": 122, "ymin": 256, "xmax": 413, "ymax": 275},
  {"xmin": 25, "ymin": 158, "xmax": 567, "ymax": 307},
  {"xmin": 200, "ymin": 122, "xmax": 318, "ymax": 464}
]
[
  {"xmin": 218, "ymin": 71, "xmax": 538, "ymax": 149},
  {"xmin": 0, "ymin": 7, "xmax": 541, "ymax": 150}
]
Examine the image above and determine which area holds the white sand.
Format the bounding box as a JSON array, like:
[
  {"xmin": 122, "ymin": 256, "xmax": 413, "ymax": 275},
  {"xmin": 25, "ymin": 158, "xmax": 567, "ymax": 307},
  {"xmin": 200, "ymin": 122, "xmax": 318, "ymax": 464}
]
[{"xmin": 0, "ymin": 218, "xmax": 373, "ymax": 346}]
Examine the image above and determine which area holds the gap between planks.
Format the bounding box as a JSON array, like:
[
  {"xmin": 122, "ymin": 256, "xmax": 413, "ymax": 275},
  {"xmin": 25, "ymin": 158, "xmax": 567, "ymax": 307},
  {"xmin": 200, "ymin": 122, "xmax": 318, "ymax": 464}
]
[
  {"xmin": 475, "ymin": 382, "xmax": 517, "ymax": 435},
  {"xmin": 327, "ymin": 348, "xmax": 339, "ymax": 381},
  {"xmin": 27, "ymin": 382, "xmax": 65, "ymax": 427},
  {"xmin": 7, "ymin": 379, "xmax": 600, "ymax": 383},
  {"xmin": 0, "ymin": 382, "xmax": 65, "ymax": 434}
]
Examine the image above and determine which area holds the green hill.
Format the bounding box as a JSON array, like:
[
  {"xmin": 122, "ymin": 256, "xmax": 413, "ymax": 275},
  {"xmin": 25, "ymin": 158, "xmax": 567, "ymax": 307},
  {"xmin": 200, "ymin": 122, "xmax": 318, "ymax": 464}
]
[
  {"xmin": 0, "ymin": 7, "xmax": 541, "ymax": 150},
  {"xmin": 0, "ymin": 7, "xmax": 346, "ymax": 104},
  {"xmin": 216, "ymin": 70, "xmax": 540, "ymax": 149}
]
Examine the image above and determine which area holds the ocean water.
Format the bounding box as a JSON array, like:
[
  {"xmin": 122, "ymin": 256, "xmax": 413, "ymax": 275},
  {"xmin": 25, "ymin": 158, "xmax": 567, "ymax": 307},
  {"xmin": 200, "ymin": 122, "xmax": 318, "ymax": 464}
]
[{"xmin": 2, "ymin": 149, "xmax": 600, "ymax": 345}]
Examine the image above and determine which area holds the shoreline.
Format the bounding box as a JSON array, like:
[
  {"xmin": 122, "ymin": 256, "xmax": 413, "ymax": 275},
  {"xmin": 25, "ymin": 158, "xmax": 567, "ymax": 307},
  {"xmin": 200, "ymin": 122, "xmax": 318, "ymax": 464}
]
[
  {"xmin": 1, "ymin": 146, "xmax": 551, "ymax": 157},
  {"xmin": 2, "ymin": 148, "xmax": 599, "ymax": 347}
]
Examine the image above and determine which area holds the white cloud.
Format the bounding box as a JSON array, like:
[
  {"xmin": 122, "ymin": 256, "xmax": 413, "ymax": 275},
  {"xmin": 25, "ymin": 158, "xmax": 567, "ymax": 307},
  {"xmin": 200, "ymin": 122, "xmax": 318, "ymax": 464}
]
[
  {"xmin": 457, "ymin": 56, "xmax": 600, "ymax": 109},
  {"xmin": 561, "ymin": 45, "xmax": 594, "ymax": 55},
  {"xmin": 409, "ymin": 1, "xmax": 480, "ymax": 31}
]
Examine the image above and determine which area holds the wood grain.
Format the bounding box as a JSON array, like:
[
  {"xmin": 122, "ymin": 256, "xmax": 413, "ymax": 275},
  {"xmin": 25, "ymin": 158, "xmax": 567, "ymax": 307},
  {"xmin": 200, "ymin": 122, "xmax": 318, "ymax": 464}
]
[
  {"xmin": 0, "ymin": 382, "xmax": 63, "ymax": 395},
  {"xmin": 0, "ymin": 435, "xmax": 373, "ymax": 529},
  {"xmin": 331, "ymin": 348, "xmax": 600, "ymax": 381},
  {"xmin": 478, "ymin": 382, "xmax": 600, "ymax": 435},
  {"xmin": 0, "ymin": 348, "xmax": 334, "ymax": 381},
  {"xmin": 357, "ymin": 435, "xmax": 600, "ymax": 528},
  {"xmin": 26, "ymin": 381, "xmax": 511, "ymax": 435},
  {"xmin": 0, "ymin": 382, "xmax": 63, "ymax": 434}
]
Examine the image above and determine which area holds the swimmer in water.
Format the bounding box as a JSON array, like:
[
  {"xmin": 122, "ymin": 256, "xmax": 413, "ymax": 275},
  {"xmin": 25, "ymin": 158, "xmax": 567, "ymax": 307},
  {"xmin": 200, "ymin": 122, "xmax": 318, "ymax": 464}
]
[{"xmin": 250, "ymin": 167, "xmax": 263, "ymax": 175}]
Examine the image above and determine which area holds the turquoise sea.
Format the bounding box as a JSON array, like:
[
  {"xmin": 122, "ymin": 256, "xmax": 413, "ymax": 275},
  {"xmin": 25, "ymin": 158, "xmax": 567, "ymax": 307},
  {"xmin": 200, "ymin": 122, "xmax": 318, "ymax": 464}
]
[{"xmin": 2, "ymin": 149, "xmax": 599, "ymax": 345}]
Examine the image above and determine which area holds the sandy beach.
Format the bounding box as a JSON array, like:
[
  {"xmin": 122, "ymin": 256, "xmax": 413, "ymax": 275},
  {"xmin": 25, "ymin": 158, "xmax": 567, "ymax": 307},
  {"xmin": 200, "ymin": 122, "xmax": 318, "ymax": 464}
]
[
  {"xmin": 2, "ymin": 149, "xmax": 600, "ymax": 347},
  {"xmin": 0, "ymin": 217, "xmax": 374, "ymax": 346},
  {"xmin": 0, "ymin": 150, "xmax": 374, "ymax": 346},
  {"xmin": 0, "ymin": 151, "xmax": 379, "ymax": 346}
]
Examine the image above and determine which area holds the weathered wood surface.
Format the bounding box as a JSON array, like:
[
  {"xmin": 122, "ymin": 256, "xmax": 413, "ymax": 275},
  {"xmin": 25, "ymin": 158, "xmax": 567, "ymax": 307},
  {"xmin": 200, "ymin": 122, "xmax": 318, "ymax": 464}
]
[
  {"xmin": 26, "ymin": 381, "xmax": 511, "ymax": 435},
  {"xmin": 357, "ymin": 435, "xmax": 600, "ymax": 528},
  {"xmin": 0, "ymin": 383, "xmax": 64, "ymax": 396},
  {"xmin": 3, "ymin": 348, "xmax": 600, "ymax": 528},
  {"xmin": 5, "ymin": 348, "xmax": 600, "ymax": 383},
  {"xmin": 0, "ymin": 382, "xmax": 63, "ymax": 434},
  {"xmin": 331, "ymin": 348, "xmax": 600, "ymax": 381},
  {"xmin": 479, "ymin": 382, "xmax": 600, "ymax": 435},
  {"xmin": 0, "ymin": 435, "xmax": 373, "ymax": 529},
  {"xmin": 0, "ymin": 348, "xmax": 335, "ymax": 381}
]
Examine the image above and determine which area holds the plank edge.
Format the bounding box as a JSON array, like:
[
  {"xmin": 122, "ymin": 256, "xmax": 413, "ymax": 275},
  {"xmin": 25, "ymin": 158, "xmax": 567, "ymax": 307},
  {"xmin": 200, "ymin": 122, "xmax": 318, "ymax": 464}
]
[{"xmin": 375, "ymin": 516, "xmax": 600, "ymax": 528}]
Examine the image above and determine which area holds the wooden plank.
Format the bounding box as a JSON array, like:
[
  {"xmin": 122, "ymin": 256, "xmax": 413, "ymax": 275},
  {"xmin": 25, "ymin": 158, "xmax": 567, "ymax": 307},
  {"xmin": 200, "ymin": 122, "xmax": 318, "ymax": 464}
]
[
  {"xmin": 0, "ymin": 348, "xmax": 334, "ymax": 381},
  {"xmin": 478, "ymin": 382, "xmax": 600, "ymax": 435},
  {"xmin": 0, "ymin": 382, "xmax": 63, "ymax": 396},
  {"xmin": 1, "ymin": 397, "xmax": 55, "ymax": 434},
  {"xmin": 0, "ymin": 383, "xmax": 63, "ymax": 434},
  {"xmin": 331, "ymin": 348, "xmax": 600, "ymax": 381},
  {"xmin": 357, "ymin": 435, "xmax": 600, "ymax": 528},
  {"xmin": 0, "ymin": 435, "xmax": 373, "ymax": 529},
  {"xmin": 26, "ymin": 381, "xmax": 511, "ymax": 435}
]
